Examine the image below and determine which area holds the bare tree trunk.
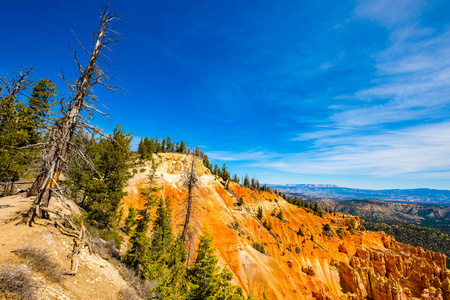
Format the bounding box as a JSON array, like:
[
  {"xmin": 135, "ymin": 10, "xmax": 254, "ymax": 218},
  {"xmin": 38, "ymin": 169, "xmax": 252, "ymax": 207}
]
[
  {"xmin": 25, "ymin": 8, "xmax": 120, "ymax": 226},
  {"xmin": 181, "ymin": 156, "xmax": 197, "ymax": 243}
]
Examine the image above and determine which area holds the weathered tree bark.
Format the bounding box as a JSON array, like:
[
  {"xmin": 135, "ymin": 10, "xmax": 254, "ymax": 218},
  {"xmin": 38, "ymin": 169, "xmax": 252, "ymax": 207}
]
[
  {"xmin": 181, "ymin": 155, "xmax": 198, "ymax": 244},
  {"xmin": 25, "ymin": 8, "xmax": 120, "ymax": 226}
]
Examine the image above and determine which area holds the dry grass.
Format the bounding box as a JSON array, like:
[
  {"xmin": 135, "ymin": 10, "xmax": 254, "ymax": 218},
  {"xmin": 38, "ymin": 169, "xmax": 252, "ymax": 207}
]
[
  {"xmin": 13, "ymin": 244, "xmax": 64, "ymax": 283},
  {"xmin": 0, "ymin": 262, "xmax": 39, "ymax": 300},
  {"xmin": 115, "ymin": 260, "xmax": 155, "ymax": 299},
  {"xmin": 92, "ymin": 237, "xmax": 121, "ymax": 260},
  {"xmin": 118, "ymin": 287, "xmax": 140, "ymax": 300}
]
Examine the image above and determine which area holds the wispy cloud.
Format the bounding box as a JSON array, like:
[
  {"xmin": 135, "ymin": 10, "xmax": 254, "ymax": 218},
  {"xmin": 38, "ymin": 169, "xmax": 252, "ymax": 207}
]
[
  {"xmin": 210, "ymin": 121, "xmax": 450, "ymax": 179},
  {"xmin": 353, "ymin": 0, "xmax": 426, "ymax": 27},
  {"xmin": 207, "ymin": 150, "xmax": 276, "ymax": 162}
]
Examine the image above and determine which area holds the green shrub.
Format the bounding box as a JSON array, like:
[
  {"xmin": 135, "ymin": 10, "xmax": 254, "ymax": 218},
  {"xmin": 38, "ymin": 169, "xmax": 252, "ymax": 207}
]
[
  {"xmin": 263, "ymin": 219, "xmax": 272, "ymax": 231},
  {"xmin": 277, "ymin": 209, "xmax": 283, "ymax": 220},
  {"xmin": 132, "ymin": 168, "xmax": 138, "ymax": 175},
  {"xmin": 252, "ymin": 242, "xmax": 265, "ymax": 254},
  {"xmin": 140, "ymin": 168, "xmax": 146, "ymax": 173},
  {"xmin": 99, "ymin": 228, "xmax": 123, "ymax": 249},
  {"xmin": 257, "ymin": 206, "xmax": 263, "ymax": 220}
]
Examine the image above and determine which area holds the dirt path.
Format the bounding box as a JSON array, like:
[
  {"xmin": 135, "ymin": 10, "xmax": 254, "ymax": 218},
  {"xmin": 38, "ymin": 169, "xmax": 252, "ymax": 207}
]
[{"xmin": 0, "ymin": 193, "xmax": 33, "ymax": 224}]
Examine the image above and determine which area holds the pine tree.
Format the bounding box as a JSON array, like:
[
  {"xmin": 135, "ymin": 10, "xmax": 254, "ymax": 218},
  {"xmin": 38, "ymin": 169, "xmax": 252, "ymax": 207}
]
[
  {"xmin": 85, "ymin": 125, "xmax": 132, "ymax": 228},
  {"xmin": 155, "ymin": 237, "xmax": 188, "ymax": 299},
  {"xmin": 124, "ymin": 214, "xmax": 152, "ymax": 278},
  {"xmin": 26, "ymin": 78, "xmax": 57, "ymax": 144},
  {"xmin": 150, "ymin": 197, "xmax": 173, "ymax": 260},
  {"xmin": 141, "ymin": 156, "xmax": 160, "ymax": 218},
  {"xmin": 188, "ymin": 233, "xmax": 244, "ymax": 300},
  {"xmin": 0, "ymin": 69, "xmax": 40, "ymax": 195},
  {"xmin": 243, "ymin": 175, "xmax": 250, "ymax": 188},
  {"xmin": 124, "ymin": 207, "xmax": 138, "ymax": 234},
  {"xmin": 257, "ymin": 206, "xmax": 263, "ymax": 220},
  {"xmin": 177, "ymin": 140, "xmax": 186, "ymax": 153}
]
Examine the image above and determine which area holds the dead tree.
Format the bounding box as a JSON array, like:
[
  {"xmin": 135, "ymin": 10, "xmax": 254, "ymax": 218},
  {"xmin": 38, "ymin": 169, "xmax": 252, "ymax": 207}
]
[
  {"xmin": 24, "ymin": 7, "xmax": 121, "ymax": 226},
  {"xmin": 180, "ymin": 155, "xmax": 200, "ymax": 244}
]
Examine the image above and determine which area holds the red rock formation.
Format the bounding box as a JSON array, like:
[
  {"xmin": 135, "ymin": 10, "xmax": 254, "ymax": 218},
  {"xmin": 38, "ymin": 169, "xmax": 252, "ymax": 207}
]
[{"xmin": 122, "ymin": 153, "xmax": 450, "ymax": 300}]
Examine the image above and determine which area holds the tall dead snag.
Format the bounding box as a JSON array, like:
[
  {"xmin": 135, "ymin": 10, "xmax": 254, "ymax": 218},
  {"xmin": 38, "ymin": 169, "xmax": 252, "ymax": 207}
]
[
  {"xmin": 25, "ymin": 8, "xmax": 121, "ymax": 226},
  {"xmin": 180, "ymin": 155, "xmax": 200, "ymax": 244}
]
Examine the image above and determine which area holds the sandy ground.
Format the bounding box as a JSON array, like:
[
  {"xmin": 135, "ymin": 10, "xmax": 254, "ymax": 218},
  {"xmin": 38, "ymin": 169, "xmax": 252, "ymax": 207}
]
[{"xmin": 0, "ymin": 194, "xmax": 130, "ymax": 300}]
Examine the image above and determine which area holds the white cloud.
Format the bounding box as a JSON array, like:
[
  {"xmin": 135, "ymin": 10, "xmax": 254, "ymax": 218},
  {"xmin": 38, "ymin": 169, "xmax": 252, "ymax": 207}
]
[
  {"xmin": 206, "ymin": 150, "xmax": 276, "ymax": 162},
  {"xmin": 353, "ymin": 0, "xmax": 426, "ymax": 27},
  {"xmin": 217, "ymin": 122, "xmax": 450, "ymax": 179}
]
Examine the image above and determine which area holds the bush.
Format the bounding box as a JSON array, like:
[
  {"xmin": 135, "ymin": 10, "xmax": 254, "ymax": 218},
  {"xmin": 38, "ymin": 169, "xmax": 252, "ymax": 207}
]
[
  {"xmin": 99, "ymin": 228, "xmax": 123, "ymax": 249},
  {"xmin": 297, "ymin": 227, "xmax": 305, "ymax": 237},
  {"xmin": 116, "ymin": 261, "xmax": 155, "ymax": 299},
  {"xmin": 323, "ymin": 223, "xmax": 331, "ymax": 231},
  {"xmin": 252, "ymin": 242, "xmax": 265, "ymax": 254},
  {"xmin": 263, "ymin": 219, "xmax": 272, "ymax": 231},
  {"xmin": 277, "ymin": 209, "xmax": 283, "ymax": 220},
  {"xmin": 132, "ymin": 168, "xmax": 138, "ymax": 175},
  {"xmin": 140, "ymin": 168, "xmax": 146, "ymax": 173},
  {"xmin": 257, "ymin": 206, "xmax": 263, "ymax": 220},
  {"xmin": 119, "ymin": 287, "xmax": 140, "ymax": 300},
  {"xmin": 13, "ymin": 244, "xmax": 64, "ymax": 283},
  {"xmin": 0, "ymin": 263, "xmax": 39, "ymax": 300}
]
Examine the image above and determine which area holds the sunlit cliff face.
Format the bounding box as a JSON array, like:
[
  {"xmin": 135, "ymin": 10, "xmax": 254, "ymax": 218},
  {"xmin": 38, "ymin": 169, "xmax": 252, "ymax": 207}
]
[{"xmin": 122, "ymin": 153, "xmax": 450, "ymax": 300}]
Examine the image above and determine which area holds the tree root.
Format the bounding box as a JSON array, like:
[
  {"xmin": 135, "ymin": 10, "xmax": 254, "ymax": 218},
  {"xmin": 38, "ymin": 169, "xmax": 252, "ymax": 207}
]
[{"xmin": 24, "ymin": 207, "xmax": 93, "ymax": 276}]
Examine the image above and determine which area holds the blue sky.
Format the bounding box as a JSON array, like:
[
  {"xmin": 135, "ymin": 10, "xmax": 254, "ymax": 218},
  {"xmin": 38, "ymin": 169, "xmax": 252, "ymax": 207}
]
[{"xmin": 2, "ymin": 0, "xmax": 450, "ymax": 190}]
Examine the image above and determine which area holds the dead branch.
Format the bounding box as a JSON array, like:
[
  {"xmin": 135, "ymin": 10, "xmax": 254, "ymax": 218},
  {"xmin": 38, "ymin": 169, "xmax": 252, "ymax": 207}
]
[{"xmin": 26, "ymin": 7, "xmax": 121, "ymax": 226}]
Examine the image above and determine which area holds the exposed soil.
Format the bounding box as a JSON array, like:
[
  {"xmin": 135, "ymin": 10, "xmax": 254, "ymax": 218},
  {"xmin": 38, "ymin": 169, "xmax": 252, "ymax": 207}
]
[{"xmin": 0, "ymin": 194, "xmax": 129, "ymax": 300}]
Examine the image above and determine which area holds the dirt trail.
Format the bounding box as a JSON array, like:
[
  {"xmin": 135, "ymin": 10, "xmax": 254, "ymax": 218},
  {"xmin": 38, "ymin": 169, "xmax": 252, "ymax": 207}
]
[{"xmin": 0, "ymin": 193, "xmax": 33, "ymax": 224}]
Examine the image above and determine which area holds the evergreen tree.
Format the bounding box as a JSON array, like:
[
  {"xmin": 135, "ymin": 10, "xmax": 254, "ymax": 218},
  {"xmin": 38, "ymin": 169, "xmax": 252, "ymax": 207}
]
[
  {"xmin": 138, "ymin": 137, "xmax": 148, "ymax": 159},
  {"xmin": 141, "ymin": 156, "xmax": 160, "ymax": 218},
  {"xmin": 177, "ymin": 140, "xmax": 186, "ymax": 153},
  {"xmin": 188, "ymin": 233, "xmax": 244, "ymax": 300},
  {"xmin": 124, "ymin": 214, "xmax": 152, "ymax": 278},
  {"xmin": 26, "ymin": 78, "xmax": 57, "ymax": 143},
  {"xmin": 150, "ymin": 197, "xmax": 173, "ymax": 261},
  {"xmin": 257, "ymin": 206, "xmax": 263, "ymax": 220},
  {"xmin": 243, "ymin": 175, "xmax": 250, "ymax": 188},
  {"xmin": 84, "ymin": 125, "xmax": 132, "ymax": 228},
  {"xmin": 166, "ymin": 136, "xmax": 173, "ymax": 152},
  {"xmin": 124, "ymin": 207, "xmax": 138, "ymax": 234},
  {"xmin": 0, "ymin": 71, "xmax": 46, "ymax": 195},
  {"xmin": 155, "ymin": 237, "xmax": 188, "ymax": 299}
]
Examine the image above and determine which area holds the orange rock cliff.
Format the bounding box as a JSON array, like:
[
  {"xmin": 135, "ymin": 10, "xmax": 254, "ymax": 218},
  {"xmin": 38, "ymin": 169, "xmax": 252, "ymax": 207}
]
[{"xmin": 122, "ymin": 153, "xmax": 450, "ymax": 300}]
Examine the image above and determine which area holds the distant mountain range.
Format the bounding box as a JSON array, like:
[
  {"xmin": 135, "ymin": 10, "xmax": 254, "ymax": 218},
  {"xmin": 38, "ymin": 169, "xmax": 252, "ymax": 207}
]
[{"xmin": 269, "ymin": 184, "xmax": 450, "ymax": 205}]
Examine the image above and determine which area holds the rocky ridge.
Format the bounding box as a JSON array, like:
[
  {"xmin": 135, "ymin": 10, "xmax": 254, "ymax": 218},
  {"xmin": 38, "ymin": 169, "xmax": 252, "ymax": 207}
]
[{"xmin": 122, "ymin": 153, "xmax": 450, "ymax": 300}]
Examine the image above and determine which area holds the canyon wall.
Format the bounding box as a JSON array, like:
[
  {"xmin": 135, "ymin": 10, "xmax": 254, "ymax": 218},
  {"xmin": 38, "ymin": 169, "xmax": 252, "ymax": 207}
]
[{"xmin": 122, "ymin": 153, "xmax": 449, "ymax": 300}]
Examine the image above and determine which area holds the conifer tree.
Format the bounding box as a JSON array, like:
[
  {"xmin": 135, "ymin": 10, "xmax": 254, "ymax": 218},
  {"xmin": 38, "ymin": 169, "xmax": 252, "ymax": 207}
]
[
  {"xmin": 257, "ymin": 206, "xmax": 263, "ymax": 220},
  {"xmin": 124, "ymin": 213, "xmax": 152, "ymax": 278},
  {"xmin": 150, "ymin": 197, "xmax": 173, "ymax": 261},
  {"xmin": 188, "ymin": 233, "xmax": 244, "ymax": 300},
  {"xmin": 26, "ymin": 78, "xmax": 57, "ymax": 143},
  {"xmin": 84, "ymin": 125, "xmax": 132, "ymax": 228},
  {"xmin": 243, "ymin": 175, "xmax": 250, "ymax": 188},
  {"xmin": 124, "ymin": 207, "xmax": 138, "ymax": 234},
  {"xmin": 142, "ymin": 156, "xmax": 160, "ymax": 218},
  {"xmin": 0, "ymin": 68, "xmax": 39, "ymax": 195}
]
